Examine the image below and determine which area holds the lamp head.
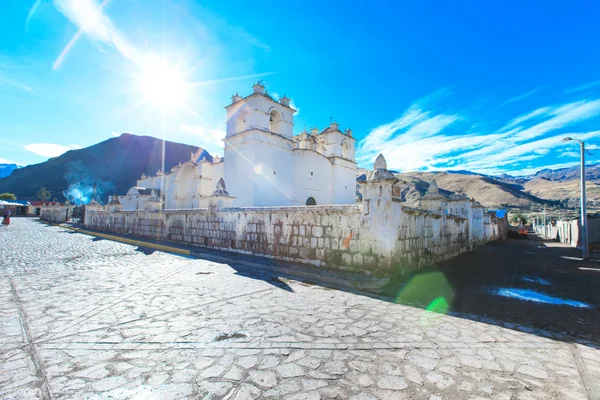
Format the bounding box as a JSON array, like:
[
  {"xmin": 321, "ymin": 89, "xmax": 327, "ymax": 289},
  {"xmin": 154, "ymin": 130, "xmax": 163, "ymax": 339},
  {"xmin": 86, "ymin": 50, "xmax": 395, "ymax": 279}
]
[{"xmin": 562, "ymin": 137, "xmax": 573, "ymax": 142}]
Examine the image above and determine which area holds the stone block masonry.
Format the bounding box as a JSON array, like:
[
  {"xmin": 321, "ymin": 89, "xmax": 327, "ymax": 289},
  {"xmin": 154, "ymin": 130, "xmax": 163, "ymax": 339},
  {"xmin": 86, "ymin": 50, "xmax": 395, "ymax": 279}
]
[
  {"xmin": 84, "ymin": 155, "xmax": 506, "ymax": 276},
  {"xmin": 40, "ymin": 203, "xmax": 74, "ymax": 223},
  {"xmin": 85, "ymin": 201, "xmax": 501, "ymax": 277}
]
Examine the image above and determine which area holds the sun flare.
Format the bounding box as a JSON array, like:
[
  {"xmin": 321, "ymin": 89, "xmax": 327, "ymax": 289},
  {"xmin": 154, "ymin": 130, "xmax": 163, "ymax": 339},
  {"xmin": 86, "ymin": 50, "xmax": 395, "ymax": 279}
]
[{"xmin": 137, "ymin": 57, "xmax": 189, "ymax": 110}]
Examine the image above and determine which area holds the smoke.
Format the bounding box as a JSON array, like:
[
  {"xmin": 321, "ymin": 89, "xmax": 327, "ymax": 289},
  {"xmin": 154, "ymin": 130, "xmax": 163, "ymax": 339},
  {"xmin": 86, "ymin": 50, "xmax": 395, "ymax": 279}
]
[{"xmin": 62, "ymin": 160, "xmax": 115, "ymax": 205}]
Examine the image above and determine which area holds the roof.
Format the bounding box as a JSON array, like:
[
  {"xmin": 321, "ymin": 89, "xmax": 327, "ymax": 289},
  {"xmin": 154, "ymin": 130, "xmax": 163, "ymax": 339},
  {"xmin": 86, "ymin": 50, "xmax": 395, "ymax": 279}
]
[
  {"xmin": 489, "ymin": 210, "xmax": 507, "ymax": 218},
  {"xmin": 128, "ymin": 187, "xmax": 161, "ymax": 196},
  {"xmin": 0, "ymin": 200, "xmax": 30, "ymax": 206},
  {"xmin": 196, "ymin": 149, "xmax": 214, "ymax": 163}
]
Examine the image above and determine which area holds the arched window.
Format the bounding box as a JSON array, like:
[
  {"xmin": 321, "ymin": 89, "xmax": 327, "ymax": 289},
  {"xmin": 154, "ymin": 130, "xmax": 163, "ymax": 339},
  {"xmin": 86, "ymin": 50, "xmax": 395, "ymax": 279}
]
[
  {"xmin": 317, "ymin": 139, "xmax": 327, "ymax": 155},
  {"xmin": 269, "ymin": 109, "xmax": 283, "ymax": 134},
  {"xmin": 342, "ymin": 139, "xmax": 352, "ymax": 159},
  {"xmin": 305, "ymin": 197, "xmax": 316, "ymax": 206}
]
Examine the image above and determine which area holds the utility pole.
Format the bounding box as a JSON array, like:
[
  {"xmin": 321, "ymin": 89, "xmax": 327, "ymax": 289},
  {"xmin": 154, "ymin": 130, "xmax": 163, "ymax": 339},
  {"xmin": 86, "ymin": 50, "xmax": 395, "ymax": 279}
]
[
  {"xmin": 579, "ymin": 140, "xmax": 589, "ymax": 259},
  {"xmin": 542, "ymin": 208, "xmax": 546, "ymax": 239},
  {"xmin": 562, "ymin": 137, "xmax": 589, "ymax": 259}
]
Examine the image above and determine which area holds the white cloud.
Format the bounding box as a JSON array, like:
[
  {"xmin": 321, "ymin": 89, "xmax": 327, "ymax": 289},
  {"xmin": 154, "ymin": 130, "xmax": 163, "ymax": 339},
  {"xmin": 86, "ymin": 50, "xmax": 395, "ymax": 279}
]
[
  {"xmin": 511, "ymin": 100, "xmax": 600, "ymax": 142},
  {"xmin": 358, "ymin": 90, "xmax": 459, "ymax": 167},
  {"xmin": 358, "ymin": 88, "xmax": 600, "ymax": 175},
  {"xmin": 559, "ymin": 151, "xmax": 579, "ymax": 158},
  {"xmin": 566, "ymin": 80, "xmax": 600, "ymax": 94},
  {"xmin": 0, "ymin": 158, "xmax": 22, "ymax": 165},
  {"xmin": 23, "ymin": 143, "xmax": 82, "ymax": 158},
  {"xmin": 534, "ymin": 148, "xmax": 550, "ymax": 155},
  {"xmin": 502, "ymin": 107, "xmax": 551, "ymax": 131},
  {"xmin": 53, "ymin": 0, "xmax": 142, "ymax": 69},
  {"xmin": 499, "ymin": 87, "xmax": 544, "ymax": 108}
]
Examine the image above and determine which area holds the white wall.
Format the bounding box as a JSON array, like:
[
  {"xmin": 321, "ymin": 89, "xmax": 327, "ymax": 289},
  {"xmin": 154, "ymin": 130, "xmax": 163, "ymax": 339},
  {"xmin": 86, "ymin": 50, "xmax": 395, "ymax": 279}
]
[
  {"xmin": 331, "ymin": 159, "xmax": 357, "ymax": 205},
  {"xmin": 292, "ymin": 150, "xmax": 333, "ymax": 205},
  {"xmin": 118, "ymin": 195, "xmax": 149, "ymax": 211},
  {"xmin": 225, "ymin": 131, "xmax": 295, "ymax": 207}
]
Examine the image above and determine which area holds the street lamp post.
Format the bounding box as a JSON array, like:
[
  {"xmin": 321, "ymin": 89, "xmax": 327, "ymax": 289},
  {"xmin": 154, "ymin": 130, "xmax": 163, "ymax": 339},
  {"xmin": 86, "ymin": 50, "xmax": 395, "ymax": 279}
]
[{"xmin": 562, "ymin": 137, "xmax": 589, "ymax": 259}]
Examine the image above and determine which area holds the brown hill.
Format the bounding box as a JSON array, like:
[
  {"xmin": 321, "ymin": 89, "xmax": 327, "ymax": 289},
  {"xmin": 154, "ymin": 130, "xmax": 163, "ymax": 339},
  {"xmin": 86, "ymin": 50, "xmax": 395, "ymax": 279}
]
[
  {"xmin": 524, "ymin": 178, "xmax": 600, "ymax": 208},
  {"xmin": 395, "ymin": 171, "xmax": 548, "ymax": 209}
]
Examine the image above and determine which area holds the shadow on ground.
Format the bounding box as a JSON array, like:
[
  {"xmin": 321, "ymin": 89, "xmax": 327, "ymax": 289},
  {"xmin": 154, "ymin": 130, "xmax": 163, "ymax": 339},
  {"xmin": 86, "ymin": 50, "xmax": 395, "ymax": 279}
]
[
  {"xmin": 380, "ymin": 233, "xmax": 600, "ymax": 348},
  {"xmin": 38, "ymin": 219, "xmax": 600, "ymax": 347}
]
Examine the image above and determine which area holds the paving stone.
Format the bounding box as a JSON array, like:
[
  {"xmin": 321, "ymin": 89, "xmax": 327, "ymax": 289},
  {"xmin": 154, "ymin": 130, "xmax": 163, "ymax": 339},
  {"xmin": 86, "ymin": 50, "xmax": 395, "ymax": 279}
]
[
  {"xmin": 357, "ymin": 374, "xmax": 374, "ymax": 387},
  {"xmin": 92, "ymin": 376, "xmax": 128, "ymax": 391},
  {"xmin": 147, "ymin": 371, "xmax": 170, "ymax": 387},
  {"xmin": 302, "ymin": 378, "xmax": 328, "ymax": 390},
  {"xmin": 224, "ymin": 365, "xmax": 245, "ymax": 381},
  {"xmin": 248, "ymin": 370, "xmax": 278, "ymax": 388},
  {"xmin": 0, "ymin": 219, "xmax": 595, "ymax": 400},
  {"xmin": 377, "ymin": 375, "xmax": 408, "ymax": 390},
  {"xmin": 197, "ymin": 381, "xmax": 234, "ymax": 397},
  {"xmin": 426, "ymin": 372, "xmax": 455, "ymax": 390},
  {"xmin": 322, "ymin": 361, "xmax": 348, "ymax": 375},
  {"xmin": 403, "ymin": 364, "xmax": 423, "ymax": 386},
  {"xmin": 238, "ymin": 356, "xmax": 259, "ymax": 369},
  {"xmin": 286, "ymin": 391, "xmax": 321, "ymax": 400},
  {"xmin": 258, "ymin": 356, "xmax": 281, "ymax": 370},
  {"xmin": 200, "ymin": 364, "xmax": 226, "ymax": 378},
  {"xmin": 263, "ymin": 380, "xmax": 301, "ymax": 397},
  {"xmin": 277, "ymin": 363, "xmax": 306, "ymax": 378},
  {"xmin": 349, "ymin": 392, "xmax": 379, "ymax": 400},
  {"xmin": 232, "ymin": 384, "xmax": 261, "ymax": 400},
  {"xmin": 407, "ymin": 354, "xmax": 438, "ymax": 370},
  {"xmin": 297, "ymin": 356, "xmax": 321, "ymax": 370},
  {"xmin": 319, "ymin": 386, "xmax": 346, "ymax": 398},
  {"xmin": 517, "ymin": 365, "xmax": 550, "ymax": 379}
]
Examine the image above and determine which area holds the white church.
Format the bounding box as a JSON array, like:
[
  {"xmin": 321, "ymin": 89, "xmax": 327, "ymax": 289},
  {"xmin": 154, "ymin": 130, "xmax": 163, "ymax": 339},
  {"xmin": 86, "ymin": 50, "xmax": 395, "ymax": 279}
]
[{"xmin": 118, "ymin": 82, "xmax": 357, "ymax": 210}]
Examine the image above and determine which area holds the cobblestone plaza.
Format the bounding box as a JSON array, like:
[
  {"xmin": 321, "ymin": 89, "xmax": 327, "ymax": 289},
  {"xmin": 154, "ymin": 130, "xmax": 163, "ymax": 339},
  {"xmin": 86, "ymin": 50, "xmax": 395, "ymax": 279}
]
[{"xmin": 1, "ymin": 219, "xmax": 599, "ymax": 399}]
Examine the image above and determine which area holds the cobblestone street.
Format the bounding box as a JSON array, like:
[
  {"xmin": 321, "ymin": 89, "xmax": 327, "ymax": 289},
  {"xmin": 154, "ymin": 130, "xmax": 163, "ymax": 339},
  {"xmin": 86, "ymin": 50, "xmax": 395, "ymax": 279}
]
[{"xmin": 1, "ymin": 218, "xmax": 599, "ymax": 399}]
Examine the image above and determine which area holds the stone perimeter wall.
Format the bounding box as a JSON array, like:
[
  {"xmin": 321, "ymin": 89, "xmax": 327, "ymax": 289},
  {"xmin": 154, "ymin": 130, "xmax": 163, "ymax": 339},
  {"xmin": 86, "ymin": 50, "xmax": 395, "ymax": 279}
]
[
  {"xmin": 84, "ymin": 200, "xmax": 503, "ymax": 276},
  {"xmin": 40, "ymin": 205, "xmax": 74, "ymax": 223}
]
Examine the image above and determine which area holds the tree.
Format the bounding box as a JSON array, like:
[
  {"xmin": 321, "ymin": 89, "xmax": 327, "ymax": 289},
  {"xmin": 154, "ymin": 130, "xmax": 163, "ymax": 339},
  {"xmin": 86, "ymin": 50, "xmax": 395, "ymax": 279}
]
[
  {"xmin": 0, "ymin": 192, "xmax": 16, "ymax": 200},
  {"xmin": 36, "ymin": 187, "xmax": 51, "ymax": 202},
  {"xmin": 510, "ymin": 212, "xmax": 528, "ymax": 226}
]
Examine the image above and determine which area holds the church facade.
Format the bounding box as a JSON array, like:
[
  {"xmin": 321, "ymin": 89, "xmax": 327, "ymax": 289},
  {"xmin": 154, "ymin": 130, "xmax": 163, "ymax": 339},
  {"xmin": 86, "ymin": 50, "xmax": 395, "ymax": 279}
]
[{"xmin": 119, "ymin": 82, "xmax": 357, "ymax": 210}]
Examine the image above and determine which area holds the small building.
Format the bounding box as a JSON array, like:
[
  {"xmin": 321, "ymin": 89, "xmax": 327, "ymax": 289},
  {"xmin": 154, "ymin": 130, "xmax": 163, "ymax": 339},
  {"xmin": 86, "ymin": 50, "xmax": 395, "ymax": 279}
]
[
  {"xmin": 555, "ymin": 214, "xmax": 600, "ymax": 250},
  {"xmin": 0, "ymin": 200, "xmax": 30, "ymax": 217}
]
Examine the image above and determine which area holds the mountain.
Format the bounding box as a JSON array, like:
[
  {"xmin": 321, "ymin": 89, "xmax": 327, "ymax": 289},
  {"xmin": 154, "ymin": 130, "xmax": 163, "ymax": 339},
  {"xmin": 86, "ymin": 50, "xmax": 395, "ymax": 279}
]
[
  {"xmin": 395, "ymin": 171, "xmax": 549, "ymax": 209},
  {"xmin": 523, "ymin": 178, "xmax": 600, "ymax": 208},
  {"xmin": 392, "ymin": 164, "xmax": 600, "ymax": 210},
  {"xmin": 528, "ymin": 163, "xmax": 600, "ymax": 182},
  {"xmin": 0, "ymin": 134, "xmax": 209, "ymax": 203},
  {"xmin": 498, "ymin": 163, "xmax": 600, "ymax": 184},
  {"xmin": 0, "ymin": 163, "xmax": 20, "ymax": 178}
]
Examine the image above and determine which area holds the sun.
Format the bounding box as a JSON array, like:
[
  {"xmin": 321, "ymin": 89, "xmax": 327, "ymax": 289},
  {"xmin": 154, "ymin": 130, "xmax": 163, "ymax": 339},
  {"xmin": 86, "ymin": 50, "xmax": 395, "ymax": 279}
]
[{"xmin": 137, "ymin": 57, "xmax": 189, "ymax": 110}]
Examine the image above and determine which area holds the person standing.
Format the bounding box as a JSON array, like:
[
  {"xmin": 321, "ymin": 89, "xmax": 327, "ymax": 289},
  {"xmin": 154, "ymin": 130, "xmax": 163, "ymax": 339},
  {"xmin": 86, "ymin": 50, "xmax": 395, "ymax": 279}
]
[{"xmin": 2, "ymin": 210, "xmax": 10, "ymax": 227}]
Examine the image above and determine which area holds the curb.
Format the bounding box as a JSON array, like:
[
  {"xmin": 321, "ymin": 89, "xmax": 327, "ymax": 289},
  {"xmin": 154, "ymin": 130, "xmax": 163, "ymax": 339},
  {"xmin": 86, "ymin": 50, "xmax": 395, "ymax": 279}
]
[
  {"xmin": 188, "ymin": 250, "xmax": 358, "ymax": 292},
  {"xmin": 66, "ymin": 227, "xmax": 192, "ymax": 256},
  {"xmin": 39, "ymin": 220, "xmax": 382, "ymax": 294},
  {"xmin": 38, "ymin": 220, "xmax": 190, "ymax": 256}
]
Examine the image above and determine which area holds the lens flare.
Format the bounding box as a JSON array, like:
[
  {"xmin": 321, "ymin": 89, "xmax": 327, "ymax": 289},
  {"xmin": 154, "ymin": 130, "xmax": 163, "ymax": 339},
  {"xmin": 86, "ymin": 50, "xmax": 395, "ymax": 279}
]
[
  {"xmin": 394, "ymin": 270, "xmax": 454, "ymax": 326},
  {"xmin": 137, "ymin": 57, "xmax": 189, "ymax": 110}
]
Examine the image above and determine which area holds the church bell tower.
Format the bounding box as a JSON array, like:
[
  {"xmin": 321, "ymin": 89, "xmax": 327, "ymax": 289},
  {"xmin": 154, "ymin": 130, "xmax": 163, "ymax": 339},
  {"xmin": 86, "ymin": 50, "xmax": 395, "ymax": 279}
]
[{"xmin": 223, "ymin": 82, "xmax": 297, "ymax": 207}]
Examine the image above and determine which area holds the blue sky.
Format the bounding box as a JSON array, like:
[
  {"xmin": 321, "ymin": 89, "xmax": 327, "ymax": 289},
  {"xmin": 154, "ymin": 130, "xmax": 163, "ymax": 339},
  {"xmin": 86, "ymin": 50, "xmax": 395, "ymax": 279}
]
[{"xmin": 1, "ymin": 0, "xmax": 599, "ymax": 175}]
